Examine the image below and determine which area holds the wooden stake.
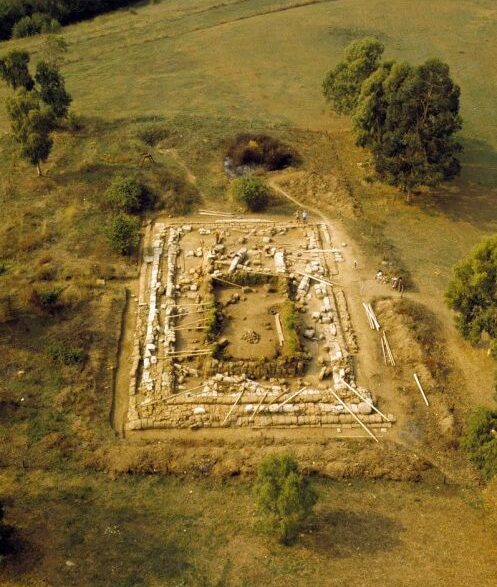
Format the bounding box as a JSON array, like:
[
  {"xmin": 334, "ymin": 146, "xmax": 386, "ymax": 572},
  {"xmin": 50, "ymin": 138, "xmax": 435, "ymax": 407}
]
[
  {"xmin": 413, "ymin": 373, "xmax": 429, "ymax": 406},
  {"xmin": 250, "ymin": 391, "xmax": 268, "ymax": 422},
  {"xmin": 363, "ymin": 303, "xmax": 374, "ymax": 329},
  {"xmin": 222, "ymin": 390, "xmax": 244, "ymax": 425},
  {"xmin": 172, "ymin": 316, "xmax": 210, "ymax": 330},
  {"xmin": 380, "ymin": 335, "xmax": 388, "ymax": 365},
  {"xmin": 383, "ymin": 332, "xmax": 396, "ymax": 366},
  {"xmin": 329, "ymin": 389, "xmax": 379, "ymax": 442},
  {"xmin": 277, "ymin": 387, "xmax": 307, "ymax": 409},
  {"xmin": 212, "ymin": 275, "xmax": 244, "ymax": 289},
  {"xmin": 294, "ymin": 270, "xmax": 335, "ymax": 288},
  {"xmin": 339, "ymin": 379, "xmax": 391, "ymax": 423}
]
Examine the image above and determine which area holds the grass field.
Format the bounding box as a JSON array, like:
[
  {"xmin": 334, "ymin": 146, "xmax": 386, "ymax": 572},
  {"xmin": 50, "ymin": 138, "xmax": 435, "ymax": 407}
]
[
  {"xmin": 2, "ymin": 473, "xmax": 497, "ymax": 587},
  {"xmin": 1, "ymin": 0, "xmax": 497, "ymax": 293},
  {"xmin": 2, "ymin": 0, "xmax": 497, "ymax": 584}
]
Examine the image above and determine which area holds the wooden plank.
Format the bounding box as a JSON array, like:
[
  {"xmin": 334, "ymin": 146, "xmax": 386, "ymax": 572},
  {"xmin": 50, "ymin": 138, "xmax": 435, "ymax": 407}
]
[
  {"xmin": 340, "ymin": 379, "xmax": 391, "ymax": 423},
  {"xmin": 274, "ymin": 312, "xmax": 284, "ymax": 346},
  {"xmin": 277, "ymin": 387, "xmax": 307, "ymax": 409},
  {"xmin": 413, "ymin": 373, "xmax": 429, "ymax": 406},
  {"xmin": 222, "ymin": 390, "xmax": 244, "ymax": 425},
  {"xmin": 329, "ymin": 389, "xmax": 379, "ymax": 442},
  {"xmin": 250, "ymin": 391, "xmax": 268, "ymax": 422},
  {"xmin": 212, "ymin": 275, "xmax": 244, "ymax": 289},
  {"xmin": 294, "ymin": 270, "xmax": 335, "ymax": 288}
]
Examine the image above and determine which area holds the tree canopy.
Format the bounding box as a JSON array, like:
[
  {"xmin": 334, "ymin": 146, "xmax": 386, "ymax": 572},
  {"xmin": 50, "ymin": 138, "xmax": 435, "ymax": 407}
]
[
  {"xmin": 323, "ymin": 37, "xmax": 385, "ymax": 115},
  {"xmin": 354, "ymin": 59, "xmax": 462, "ymax": 192},
  {"xmin": 6, "ymin": 89, "xmax": 55, "ymax": 176},
  {"xmin": 0, "ymin": 47, "xmax": 72, "ymax": 175},
  {"xmin": 323, "ymin": 38, "xmax": 463, "ymax": 193},
  {"xmin": 253, "ymin": 454, "xmax": 317, "ymax": 544},
  {"xmin": 35, "ymin": 60, "xmax": 72, "ymax": 118},
  {"xmin": 232, "ymin": 176, "xmax": 270, "ymax": 212},
  {"xmin": 446, "ymin": 235, "xmax": 497, "ymax": 351},
  {"xmin": 0, "ymin": 50, "xmax": 34, "ymax": 90}
]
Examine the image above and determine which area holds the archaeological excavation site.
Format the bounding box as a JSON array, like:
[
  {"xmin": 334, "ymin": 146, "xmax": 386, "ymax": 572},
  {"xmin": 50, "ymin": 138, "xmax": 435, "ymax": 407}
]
[{"xmin": 123, "ymin": 218, "xmax": 394, "ymax": 437}]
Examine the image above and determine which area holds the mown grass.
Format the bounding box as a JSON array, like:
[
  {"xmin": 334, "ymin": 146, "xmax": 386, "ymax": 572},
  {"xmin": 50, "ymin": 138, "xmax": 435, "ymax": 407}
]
[{"xmin": 1, "ymin": 472, "xmax": 497, "ymax": 587}]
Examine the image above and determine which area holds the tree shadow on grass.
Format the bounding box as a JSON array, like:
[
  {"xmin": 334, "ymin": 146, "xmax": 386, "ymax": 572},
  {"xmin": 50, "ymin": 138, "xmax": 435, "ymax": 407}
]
[
  {"xmin": 302, "ymin": 509, "xmax": 404, "ymax": 558},
  {"xmin": 411, "ymin": 137, "xmax": 497, "ymax": 231}
]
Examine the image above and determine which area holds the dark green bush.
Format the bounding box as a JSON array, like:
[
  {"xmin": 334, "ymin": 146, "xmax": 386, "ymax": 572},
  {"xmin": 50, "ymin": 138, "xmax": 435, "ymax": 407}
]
[
  {"xmin": 253, "ymin": 454, "xmax": 317, "ymax": 545},
  {"xmin": 104, "ymin": 175, "xmax": 151, "ymax": 213},
  {"xmin": 461, "ymin": 407, "xmax": 497, "ymax": 480},
  {"xmin": 233, "ymin": 176, "xmax": 270, "ymax": 212},
  {"xmin": 12, "ymin": 13, "xmax": 60, "ymax": 38},
  {"xmin": 29, "ymin": 287, "xmax": 63, "ymax": 312},
  {"xmin": 107, "ymin": 213, "xmax": 140, "ymax": 255}
]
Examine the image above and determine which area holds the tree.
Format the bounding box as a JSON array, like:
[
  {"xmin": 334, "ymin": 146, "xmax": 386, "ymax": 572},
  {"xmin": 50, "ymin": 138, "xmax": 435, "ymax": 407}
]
[
  {"xmin": 354, "ymin": 59, "xmax": 462, "ymax": 195},
  {"xmin": 107, "ymin": 213, "xmax": 140, "ymax": 255},
  {"xmin": 0, "ymin": 50, "xmax": 34, "ymax": 90},
  {"xmin": 323, "ymin": 37, "xmax": 384, "ymax": 115},
  {"xmin": 12, "ymin": 12, "xmax": 60, "ymax": 38},
  {"xmin": 35, "ymin": 60, "xmax": 72, "ymax": 118},
  {"xmin": 253, "ymin": 454, "xmax": 317, "ymax": 545},
  {"xmin": 233, "ymin": 176, "xmax": 269, "ymax": 212},
  {"xmin": 104, "ymin": 175, "xmax": 149, "ymax": 213},
  {"xmin": 461, "ymin": 407, "xmax": 497, "ymax": 480},
  {"xmin": 446, "ymin": 235, "xmax": 497, "ymax": 351},
  {"xmin": 42, "ymin": 34, "xmax": 69, "ymax": 68},
  {"xmin": 6, "ymin": 89, "xmax": 55, "ymax": 176}
]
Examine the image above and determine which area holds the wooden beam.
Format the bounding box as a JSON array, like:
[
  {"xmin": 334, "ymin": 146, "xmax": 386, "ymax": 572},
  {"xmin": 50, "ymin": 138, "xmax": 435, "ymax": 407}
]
[
  {"xmin": 277, "ymin": 387, "xmax": 307, "ymax": 409},
  {"xmin": 274, "ymin": 312, "xmax": 284, "ymax": 346},
  {"xmin": 413, "ymin": 373, "xmax": 429, "ymax": 406},
  {"xmin": 329, "ymin": 389, "xmax": 379, "ymax": 442},
  {"xmin": 339, "ymin": 379, "xmax": 391, "ymax": 423},
  {"xmin": 222, "ymin": 390, "xmax": 244, "ymax": 426},
  {"xmin": 250, "ymin": 391, "xmax": 268, "ymax": 422}
]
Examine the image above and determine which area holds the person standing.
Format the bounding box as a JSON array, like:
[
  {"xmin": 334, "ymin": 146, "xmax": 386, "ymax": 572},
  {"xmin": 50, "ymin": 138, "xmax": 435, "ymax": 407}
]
[{"xmin": 302, "ymin": 210, "xmax": 308, "ymax": 224}]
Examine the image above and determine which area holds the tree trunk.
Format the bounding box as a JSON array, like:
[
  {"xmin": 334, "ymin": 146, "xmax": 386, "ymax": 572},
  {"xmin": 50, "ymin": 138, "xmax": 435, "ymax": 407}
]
[{"xmin": 36, "ymin": 162, "xmax": 42, "ymax": 177}]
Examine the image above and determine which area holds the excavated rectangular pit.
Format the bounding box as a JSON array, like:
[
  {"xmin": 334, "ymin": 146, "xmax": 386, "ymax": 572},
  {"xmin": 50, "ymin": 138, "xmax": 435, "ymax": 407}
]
[{"xmin": 125, "ymin": 219, "xmax": 393, "ymax": 433}]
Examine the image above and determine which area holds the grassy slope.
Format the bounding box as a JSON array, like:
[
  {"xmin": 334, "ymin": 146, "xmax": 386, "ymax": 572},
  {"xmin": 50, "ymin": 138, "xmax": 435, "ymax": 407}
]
[
  {"xmin": 1, "ymin": 0, "xmax": 496, "ymax": 293},
  {"xmin": 1, "ymin": 0, "xmax": 497, "ymax": 584}
]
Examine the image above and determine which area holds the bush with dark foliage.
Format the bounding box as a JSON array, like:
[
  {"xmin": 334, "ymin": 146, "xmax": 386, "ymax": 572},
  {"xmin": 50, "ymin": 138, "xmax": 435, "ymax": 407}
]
[{"xmin": 0, "ymin": 0, "xmax": 139, "ymax": 40}]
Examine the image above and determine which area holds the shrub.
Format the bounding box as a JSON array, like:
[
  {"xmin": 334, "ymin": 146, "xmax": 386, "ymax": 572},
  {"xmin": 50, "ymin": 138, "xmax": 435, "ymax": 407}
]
[
  {"xmin": 107, "ymin": 213, "xmax": 140, "ymax": 255},
  {"xmin": 233, "ymin": 176, "xmax": 270, "ymax": 212},
  {"xmin": 253, "ymin": 454, "xmax": 317, "ymax": 545},
  {"xmin": 104, "ymin": 175, "xmax": 150, "ymax": 213},
  {"xmin": 227, "ymin": 134, "xmax": 299, "ymax": 171},
  {"xmin": 29, "ymin": 287, "xmax": 63, "ymax": 313},
  {"xmin": 461, "ymin": 407, "xmax": 497, "ymax": 481},
  {"xmin": 12, "ymin": 13, "xmax": 60, "ymax": 38}
]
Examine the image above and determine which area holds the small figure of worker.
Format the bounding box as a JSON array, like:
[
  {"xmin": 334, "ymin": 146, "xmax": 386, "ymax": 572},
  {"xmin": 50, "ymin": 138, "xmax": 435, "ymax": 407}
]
[
  {"xmin": 354, "ymin": 260, "xmax": 358, "ymax": 269},
  {"xmin": 294, "ymin": 209, "xmax": 301, "ymax": 223},
  {"xmin": 302, "ymin": 210, "xmax": 308, "ymax": 224}
]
